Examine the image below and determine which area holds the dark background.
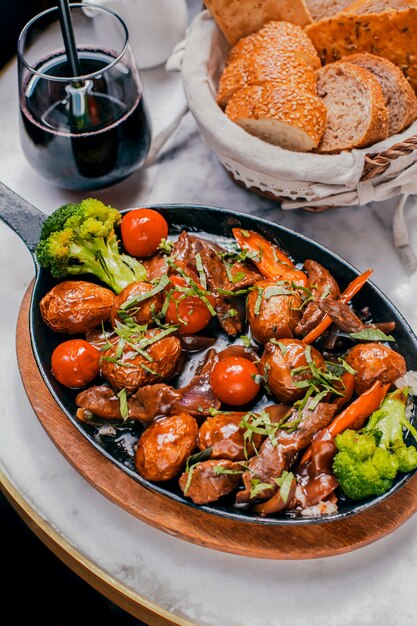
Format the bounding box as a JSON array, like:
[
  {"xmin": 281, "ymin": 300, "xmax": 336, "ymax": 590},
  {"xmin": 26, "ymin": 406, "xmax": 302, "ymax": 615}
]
[{"xmin": 1, "ymin": 1, "xmax": 145, "ymax": 623}]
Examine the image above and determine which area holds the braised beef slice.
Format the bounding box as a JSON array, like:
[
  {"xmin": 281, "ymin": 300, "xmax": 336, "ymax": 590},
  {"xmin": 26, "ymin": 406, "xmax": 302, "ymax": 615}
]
[
  {"xmin": 294, "ymin": 431, "xmax": 338, "ymax": 508},
  {"xmin": 76, "ymin": 385, "xmax": 122, "ymax": 419},
  {"xmin": 318, "ymin": 298, "xmax": 365, "ymax": 333},
  {"xmin": 179, "ymin": 459, "xmax": 242, "ymax": 505},
  {"xmin": 295, "ymin": 260, "xmax": 340, "ymax": 336},
  {"xmin": 236, "ymin": 401, "xmax": 337, "ymax": 503}
]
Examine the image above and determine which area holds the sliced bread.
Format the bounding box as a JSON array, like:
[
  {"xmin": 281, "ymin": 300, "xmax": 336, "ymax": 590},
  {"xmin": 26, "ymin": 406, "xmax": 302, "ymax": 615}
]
[
  {"xmin": 305, "ymin": 0, "xmax": 353, "ymax": 21},
  {"xmin": 217, "ymin": 51, "xmax": 317, "ymax": 108},
  {"xmin": 347, "ymin": 53, "xmax": 417, "ymax": 134},
  {"xmin": 344, "ymin": 0, "xmax": 417, "ymax": 15},
  {"xmin": 204, "ymin": 0, "xmax": 312, "ymax": 45},
  {"xmin": 316, "ymin": 62, "xmax": 389, "ymax": 153},
  {"xmin": 225, "ymin": 82, "xmax": 327, "ymax": 151},
  {"xmin": 305, "ymin": 4, "xmax": 417, "ymax": 91}
]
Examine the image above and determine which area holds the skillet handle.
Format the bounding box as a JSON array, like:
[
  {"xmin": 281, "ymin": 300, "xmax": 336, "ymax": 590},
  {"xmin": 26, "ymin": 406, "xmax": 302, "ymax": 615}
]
[{"xmin": 0, "ymin": 181, "xmax": 46, "ymax": 255}]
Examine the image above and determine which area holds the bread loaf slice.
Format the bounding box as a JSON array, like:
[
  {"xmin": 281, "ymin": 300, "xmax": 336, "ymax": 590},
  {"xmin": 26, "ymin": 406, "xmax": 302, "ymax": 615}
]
[
  {"xmin": 204, "ymin": 0, "xmax": 312, "ymax": 45},
  {"xmin": 225, "ymin": 82, "xmax": 327, "ymax": 151},
  {"xmin": 305, "ymin": 4, "xmax": 417, "ymax": 91},
  {"xmin": 316, "ymin": 62, "xmax": 389, "ymax": 153},
  {"xmin": 347, "ymin": 53, "xmax": 417, "ymax": 134},
  {"xmin": 217, "ymin": 51, "xmax": 317, "ymax": 108},
  {"xmin": 305, "ymin": 0, "xmax": 353, "ymax": 21},
  {"xmin": 344, "ymin": 0, "xmax": 417, "ymax": 15}
]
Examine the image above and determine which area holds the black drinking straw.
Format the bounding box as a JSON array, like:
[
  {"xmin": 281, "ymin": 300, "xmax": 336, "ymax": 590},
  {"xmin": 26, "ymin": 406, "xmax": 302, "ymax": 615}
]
[{"xmin": 57, "ymin": 0, "xmax": 81, "ymax": 81}]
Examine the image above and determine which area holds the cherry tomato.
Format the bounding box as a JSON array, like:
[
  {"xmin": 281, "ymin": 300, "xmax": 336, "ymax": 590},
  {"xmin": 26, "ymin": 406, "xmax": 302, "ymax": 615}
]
[
  {"xmin": 210, "ymin": 356, "xmax": 261, "ymax": 406},
  {"xmin": 165, "ymin": 275, "xmax": 214, "ymax": 334},
  {"xmin": 121, "ymin": 208, "xmax": 169, "ymax": 257},
  {"xmin": 51, "ymin": 339, "xmax": 100, "ymax": 388}
]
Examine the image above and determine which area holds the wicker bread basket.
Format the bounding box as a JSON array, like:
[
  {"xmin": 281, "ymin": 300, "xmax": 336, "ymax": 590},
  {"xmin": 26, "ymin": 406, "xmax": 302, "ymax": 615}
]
[{"xmin": 173, "ymin": 11, "xmax": 417, "ymax": 221}]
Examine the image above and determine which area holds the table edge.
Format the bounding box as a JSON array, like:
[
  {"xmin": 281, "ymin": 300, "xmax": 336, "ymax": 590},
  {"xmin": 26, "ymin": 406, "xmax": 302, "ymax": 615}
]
[{"xmin": 0, "ymin": 471, "xmax": 195, "ymax": 626}]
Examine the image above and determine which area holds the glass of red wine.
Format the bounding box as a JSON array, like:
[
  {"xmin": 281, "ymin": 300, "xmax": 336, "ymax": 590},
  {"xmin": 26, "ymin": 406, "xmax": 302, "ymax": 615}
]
[{"xmin": 17, "ymin": 3, "xmax": 151, "ymax": 190}]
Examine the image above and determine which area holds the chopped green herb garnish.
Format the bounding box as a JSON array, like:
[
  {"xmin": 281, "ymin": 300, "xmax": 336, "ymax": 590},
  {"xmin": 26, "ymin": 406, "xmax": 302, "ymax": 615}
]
[
  {"xmin": 250, "ymin": 479, "xmax": 274, "ymax": 499},
  {"xmin": 117, "ymin": 388, "xmax": 129, "ymax": 421},
  {"xmin": 140, "ymin": 363, "xmax": 163, "ymax": 376},
  {"xmin": 119, "ymin": 274, "xmax": 169, "ymax": 312},
  {"xmin": 183, "ymin": 447, "xmax": 213, "ymax": 494},
  {"xmin": 254, "ymin": 287, "xmax": 264, "ymax": 316},
  {"xmin": 349, "ymin": 328, "xmax": 395, "ymax": 342},
  {"xmin": 274, "ymin": 471, "xmax": 295, "ymax": 503},
  {"xmin": 195, "ymin": 253, "xmax": 207, "ymax": 290},
  {"xmin": 158, "ymin": 238, "xmax": 174, "ymax": 254},
  {"xmin": 270, "ymin": 339, "xmax": 287, "ymax": 355},
  {"xmin": 240, "ymin": 335, "xmax": 252, "ymax": 348}
]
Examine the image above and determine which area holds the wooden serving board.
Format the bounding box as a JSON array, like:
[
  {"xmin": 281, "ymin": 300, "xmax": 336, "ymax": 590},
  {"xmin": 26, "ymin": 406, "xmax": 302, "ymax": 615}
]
[{"xmin": 17, "ymin": 285, "xmax": 417, "ymax": 560}]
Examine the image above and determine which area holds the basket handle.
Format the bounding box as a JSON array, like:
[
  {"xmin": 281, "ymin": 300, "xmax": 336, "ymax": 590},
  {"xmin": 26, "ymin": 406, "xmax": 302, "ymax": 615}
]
[{"xmin": 361, "ymin": 134, "xmax": 417, "ymax": 181}]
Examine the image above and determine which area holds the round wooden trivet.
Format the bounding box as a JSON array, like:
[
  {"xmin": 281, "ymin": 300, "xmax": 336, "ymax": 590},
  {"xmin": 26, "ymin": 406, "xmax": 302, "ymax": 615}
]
[{"xmin": 17, "ymin": 284, "xmax": 417, "ymax": 560}]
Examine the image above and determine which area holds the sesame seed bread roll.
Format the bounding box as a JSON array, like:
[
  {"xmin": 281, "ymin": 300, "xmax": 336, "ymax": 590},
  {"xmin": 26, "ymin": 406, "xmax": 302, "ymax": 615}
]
[
  {"xmin": 225, "ymin": 82, "xmax": 327, "ymax": 152},
  {"xmin": 228, "ymin": 21, "xmax": 321, "ymax": 70},
  {"xmin": 217, "ymin": 51, "xmax": 317, "ymax": 108},
  {"xmin": 316, "ymin": 62, "xmax": 389, "ymax": 153},
  {"xmin": 346, "ymin": 53, "xmax": 417, "ymax": 134}
]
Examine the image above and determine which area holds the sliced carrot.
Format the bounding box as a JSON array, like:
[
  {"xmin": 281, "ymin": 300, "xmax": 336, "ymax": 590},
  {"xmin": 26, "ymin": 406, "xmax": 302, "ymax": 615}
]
[
  {"xmin": 303, "ymin": 268, "xmax": 374, "ymax": 345},
  {"xmin": 328, "ymin": 380, "xmax": 390, "ymax": 436},
  {"xmin": 233, "ymin": 228, "xmax": 308, "ymax": 287},
  {"xmin": 299, "ymin": 380, "xmax": 389, "ymax": 465}
]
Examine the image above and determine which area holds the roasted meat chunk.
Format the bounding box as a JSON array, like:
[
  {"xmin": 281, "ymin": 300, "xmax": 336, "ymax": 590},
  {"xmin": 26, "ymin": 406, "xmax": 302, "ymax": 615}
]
[
  {"xmin": 198, "ymin": 412, "xmax": 263, "ymax": 461},
  {"xmin": 135, "ymin": 412, "xmax": 198, "ymax": 481},
  {"xmin": 247, "ymin": 280, "xmax": 302, "ymax": 344},
  {"xmin": 346, "ymin": 342, "xmax": 407, "ymax": 394},
  {"xmin": 259, "ymin": 338, "xmax": 325, "ymax": 403},
  {"xmin": 179, "ymin": 459, "xmax": 243, "ymax": 504},
  {"xmin": 100, "ymin": 329, "xmax": 181, "ymax": 393},
  {"xmin": 294, "ymin": 260, "xmax": 340, "ymax": 336},
  {"xmin": 237, "ymin": 401, "xmax": 337, "ymax": 503},
  {"xmin": 110, "ymin": 281, "xmax": 163, "ymax": 327},
  {"xmin": 40, "ymin": 280, "xmax": 115, "ymax": 334}
]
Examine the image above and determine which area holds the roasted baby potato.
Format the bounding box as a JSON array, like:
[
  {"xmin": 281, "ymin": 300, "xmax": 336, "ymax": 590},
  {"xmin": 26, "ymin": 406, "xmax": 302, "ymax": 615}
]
[
  {"xmin": 135, "ymin": 412, "xmax": 198, "ymax": 481},
  {"xmin": 247, "ymin": 280, "xmax": 302, "ymax": 344},
  {"xmin": 110, "ymin": 281, "xmax": 163, "ymax": 327},
  {"xmin": 346, "ymin": 342, "xmax": 406, "ymax": 394},
  {"xmin": 100, "ymin": 329, "xmax": 181, "ymax": 393},
  {"xmin": 40, "ymin": 280, "xmax": 115, "ymax": 334},
  {"xmin": 259, "ymin": 338, "xmax": 325, "ymax": 402}
]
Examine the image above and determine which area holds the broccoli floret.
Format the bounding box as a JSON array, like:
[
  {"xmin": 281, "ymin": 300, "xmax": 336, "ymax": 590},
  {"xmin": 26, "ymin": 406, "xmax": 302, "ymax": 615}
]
[
  {"xmin": 36, "ymin": 199, "xmax": 146, "ymax": 293},
  {"xmin": 333, "ymin": 450, "xmax": 394, "ymax": 500},
  {"xmin": 333, "ymin": 387, "xmax": 417, "ymax": 501}
]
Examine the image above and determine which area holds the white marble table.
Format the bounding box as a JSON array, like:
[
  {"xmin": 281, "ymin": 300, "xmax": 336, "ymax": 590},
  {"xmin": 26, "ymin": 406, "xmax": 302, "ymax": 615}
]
[{"xmin": 1, "ymin": 8, "xmax": 417, "ymax": 624}]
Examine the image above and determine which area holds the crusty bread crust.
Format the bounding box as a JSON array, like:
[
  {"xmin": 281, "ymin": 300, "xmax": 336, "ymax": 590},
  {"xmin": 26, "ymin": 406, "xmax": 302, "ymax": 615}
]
[
  {"xmin": 305, "ymin": 6, "xmax": 417, "ymax": 91},
  {"xmin": 316, "ymin": 62, "xmax": 389, "ymax": 153},
  {"xmin": 225, "ymin": 82, "xmax": 327, "ymax": 151},
  {"xmin": 344, "ymin": 0, "xmax": 417, "ymax": 15},
  {"xmin": 217, "ymin": 51, "xmax": 317, "ymax": 108},
  {"xmin": 217, "ymin": 21, "xmax": 320, "ymax": 108},
  {"xmin": 305, "ymin": 0, "xmax": 353, "ymax": 21},
  {"xmin": 347, "ymin": 53, "xmax": 417, "ymax": 133},
  {"xmin": 204, "ymin": 0, "xmax": 312, "ymax": 45},
  {"xmin": 228, "ymin": 21, "xmax": 321, "ymax": 70}
]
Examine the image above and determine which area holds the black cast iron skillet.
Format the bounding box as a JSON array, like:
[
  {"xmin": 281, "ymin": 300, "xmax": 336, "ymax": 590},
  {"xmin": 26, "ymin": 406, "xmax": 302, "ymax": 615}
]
[{"xmin": 1, "ymin": 181, "xmax": 416, "ymax": 526}]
